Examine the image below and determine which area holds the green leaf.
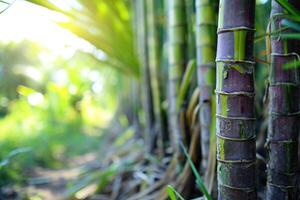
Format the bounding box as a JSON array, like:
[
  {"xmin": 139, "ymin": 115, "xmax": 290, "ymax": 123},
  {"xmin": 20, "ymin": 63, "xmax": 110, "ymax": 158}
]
[
  {"xmin": 0, "ymin": 0, "xmax": 15, "ymax": 14},
  {"xmin": 167, "ymin": 185, "xmax": 185, "ymax": 200},
  {"xmin": 0, "ymin": 147, "xmax": 32, "ymax": 168},
  {"xmin": 25, "ymin": 0, "xmax": 140, "ymax": 77},
  {"xmin": 176, "ymin": 59, "xmax": 196, "ymax": 109},
  {"xmin": 26, "ymin": 0, "xmax": 67, "ymax": 14},
  {"xmin": 283, "ymin": 59, "xmax": 300, "ymax": 69},
  {"xmin": 275, "ymin": 0, "xmax": 300, "ymax": 17},
  {"xmin": 180, "ymin": 143, "xmax": 212, "ymax": 200},
  {"xmin": 65, "ymin": 163, "xmax": 120, "ymax": 197},
  {"xmin": 282, "ymin": 19, "xmax": 300, "ymax": 32},
  {"xmin": 279, "ymin": 33, "xmax": 300, "ymax": 39}
]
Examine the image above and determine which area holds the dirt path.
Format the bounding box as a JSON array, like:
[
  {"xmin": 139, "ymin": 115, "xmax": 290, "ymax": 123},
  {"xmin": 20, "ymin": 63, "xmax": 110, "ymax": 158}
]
[{"xmin": 25, "ymin": 152, "xmax": 98, "ymax": 200}]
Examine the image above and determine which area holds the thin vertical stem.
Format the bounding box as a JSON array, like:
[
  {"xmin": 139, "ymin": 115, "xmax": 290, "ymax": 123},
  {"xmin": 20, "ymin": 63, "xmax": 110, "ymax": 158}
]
[
  {"xmin": 135, "ymin": 0, "xmax": 156, "ymax": 154},
  {"xmin": 167, "ymin": 0, "xmax": 187, "ymax": 155},
  {"xmin": 195, "ymin": 0, "xmax": 217, "ymax": 171},
  {"xmin": 146, "ymin": 0, "xmax": 165, "ymax": 156}
]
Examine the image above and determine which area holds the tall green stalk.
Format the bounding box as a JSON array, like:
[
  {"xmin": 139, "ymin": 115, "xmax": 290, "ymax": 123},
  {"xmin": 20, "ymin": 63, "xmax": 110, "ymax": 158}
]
[
  {"xmin": 167, "ymin": 0, "xmax": 187, "ymax": 154},
  {"xmin": 216, "ymin": 0, "xmax": 256, "ymax": 199},
  {"xmin": 266, "ymin": 1, "xmax": 300, "ymax": 199},
  {"xmin": 146, "ymin": 0, "xmax": 165, "ymax": 156},
  {"xmin": 135, "ymin": 0, "xmax": 156, "ymax": 153},
  {"xmin": 185, "ymin": 0, "xmax": 196, "ymax": 60},
  {"xmin": 195, "ymin": 0, "xmax": 217, "ymax": 170}
]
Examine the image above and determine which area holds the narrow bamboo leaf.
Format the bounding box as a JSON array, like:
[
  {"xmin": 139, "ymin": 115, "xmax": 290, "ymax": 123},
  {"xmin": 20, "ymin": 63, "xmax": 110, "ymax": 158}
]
[
  {"xmin": 65, "ymin": 162, "xmax": 126, "ymax": 198},
  {"xmin": 167, "ymin": 185, "xmax": 185, "ymax": 200},
  {"xmin": 282, "ymin": 19, "xmax": 300, "ymax": 32},
  {"xmin": 176, "ymin": 59, "xmax": 196, "ymax": 109},
  {"xmin": 275, "ymin": 0, "xmax": 300, "ymax": 17},
  {"xmin": 26, "ymin": 0, "xmax": 67, "ymax": 14},
  {"xmin": 65, "ymin": 173, "xmax": 97, "ymax": 197},
  {"xmin": 0, "ymin": 147, "xmax": 32, "ymax": 168},
  {"xmin": 0, "ymin": 0, "xmax": 15, "ymax": 14},
  {"xmin": 186, "ymin": 88, "xmax": 200, "ymax": 125},
  {"xmin": 279, "ymin": 33, "xmax": 300, "ymax": 39},
  {"xmin": 179, "ymin": 143, "xmax": 212, "ymax": 200},
  {"xmin": 284, "ymin": 15, "xmax": 300, "ymax": 23},
  {"xmin": 283, "ymin": 59, "xmax": 300, "ymax": 69},
  {"xmin": 255, "ymin": 27, "xmax": 289, "ymax": 42},
  {"xmin": 26, "ymin": 0, "xmax": 140, "ymax": 77},
  {"xmin": 113, "ymin": 127, "xmax": 134, "ymax": 147},
  {"xmin": 0, "ymin": 0, "xmax": 10, "ymax": 5}
]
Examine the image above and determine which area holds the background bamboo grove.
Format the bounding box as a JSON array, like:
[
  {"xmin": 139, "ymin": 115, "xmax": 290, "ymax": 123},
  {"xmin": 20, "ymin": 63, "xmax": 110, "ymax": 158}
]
[{"xmin": 0, "ymin": 0, "xmax": 299, "ymax": 199}]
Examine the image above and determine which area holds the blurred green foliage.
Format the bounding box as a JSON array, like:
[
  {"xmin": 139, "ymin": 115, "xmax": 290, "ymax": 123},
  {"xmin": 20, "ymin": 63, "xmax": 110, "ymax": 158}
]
[
  {"xmin": 0, "ymin": 40, "xmax": 119, "ymax": 186},
  {"xmin": 27, "ymin": 0, "xmax": 140, "ymax": 76}
]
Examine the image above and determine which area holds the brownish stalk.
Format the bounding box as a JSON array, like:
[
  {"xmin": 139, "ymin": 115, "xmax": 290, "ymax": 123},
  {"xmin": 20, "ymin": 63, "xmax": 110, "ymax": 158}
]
[
  {"xmin": 266, "ymin": 1, "xmax": 300, "ymax": 199},
  {"xmin": 216, "ymin": 0, "xmax": 256, "ymax": 199}
]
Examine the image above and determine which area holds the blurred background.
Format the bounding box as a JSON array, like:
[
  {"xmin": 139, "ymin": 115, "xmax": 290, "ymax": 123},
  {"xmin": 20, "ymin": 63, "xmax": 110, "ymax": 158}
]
[{"xmin": 0, "ymin": 1, "xmax": 125, "ymax": 199}]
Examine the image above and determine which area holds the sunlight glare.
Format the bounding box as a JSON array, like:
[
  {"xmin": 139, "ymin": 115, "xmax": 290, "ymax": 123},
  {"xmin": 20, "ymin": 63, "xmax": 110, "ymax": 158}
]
[
  {"xmin": 28, "ymin": 92, "xmax": 44, "ymax": 106},
  {"xmin": 0, "ymin": 0, "xmax": 94, "ymax": 59},
  {"xmin": 258, "ymin": 0, "xmax": 268, "ymax": 4}
]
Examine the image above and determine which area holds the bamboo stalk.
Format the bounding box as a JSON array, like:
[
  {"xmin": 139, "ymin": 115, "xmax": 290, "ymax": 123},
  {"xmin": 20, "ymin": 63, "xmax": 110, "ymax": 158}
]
[
  {"xmin": 266, "ymin": 1, "xmax": 300, "ymax": 199},
  {"xmin": 135, "ymin": 0, "xmax": 156, "ymax": 154},
  {"xmin": 167, "ymin": 0, "xmax": 187, "ymax": 155},
  {"xmin": 195, "ymin": 0, "xmax": 217, "ymax": 171},
  {"xmin": 216, "ymin": 0, "xmax": 256, "ymax": 199},
  {"xmin": 185, "ymin": 0, "xmax": 196, "ymax": 60},
  {"xmin": 146, "ymin": 0, "xmax": 166, "ymax": 156}
]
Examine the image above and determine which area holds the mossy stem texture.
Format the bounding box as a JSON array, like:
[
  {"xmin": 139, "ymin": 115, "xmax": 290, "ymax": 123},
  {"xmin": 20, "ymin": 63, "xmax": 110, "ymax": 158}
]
[
  {"xmin": 195, "ymin": 0, "xmax": 217, "ymax": 170},
  {"xmin": 216, "ymin": 0, "xmax": 256, "ymax": 199},
  {"xmin": 266, "ymin": 1, "xmax": 300, "ymax": 199}
]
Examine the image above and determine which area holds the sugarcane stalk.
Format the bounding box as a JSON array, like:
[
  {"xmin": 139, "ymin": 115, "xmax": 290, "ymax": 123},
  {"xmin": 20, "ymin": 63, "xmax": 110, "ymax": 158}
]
[
  {"xmin": 185, "ymin": 0, "xmax": 196, "ymax": 60},
  {"xmin": 135, "ymin": 0, "xmax": 156, "ymax": 154},
  {"xmin": 167, "ymin": 0, "xmax": 187, "ymax": 156},
  {"xmin": 195, "ymin": 0, "xmax": 217, "ymax": 171},
  {"xmin": 216, "ymin": 0, "xmax": 256, "ymax": 199},
  {"xmin": 146, "ymin": 0, "xmax": 166, "ymax": 156},
  {"xmin": 266, "ymin": 1, "xmax": 300, "ymax": 199}
]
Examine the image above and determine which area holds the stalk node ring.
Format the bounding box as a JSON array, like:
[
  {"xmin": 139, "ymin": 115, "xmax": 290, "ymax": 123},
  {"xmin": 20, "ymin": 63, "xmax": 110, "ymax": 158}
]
[
  {"xmin": 215, "ymin": 90, "xmax": 255, "ymax": 97},
  {"xmin": 216, "ymin": 133, "xmax": 256, "ymax": 141},
  {"xmin": 216, "ymin": 114, "xmax": 256, "ymax": 121},
  {"xmin": 217, "ymin": 26, "xmax": 256, "ymax": 34}
]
